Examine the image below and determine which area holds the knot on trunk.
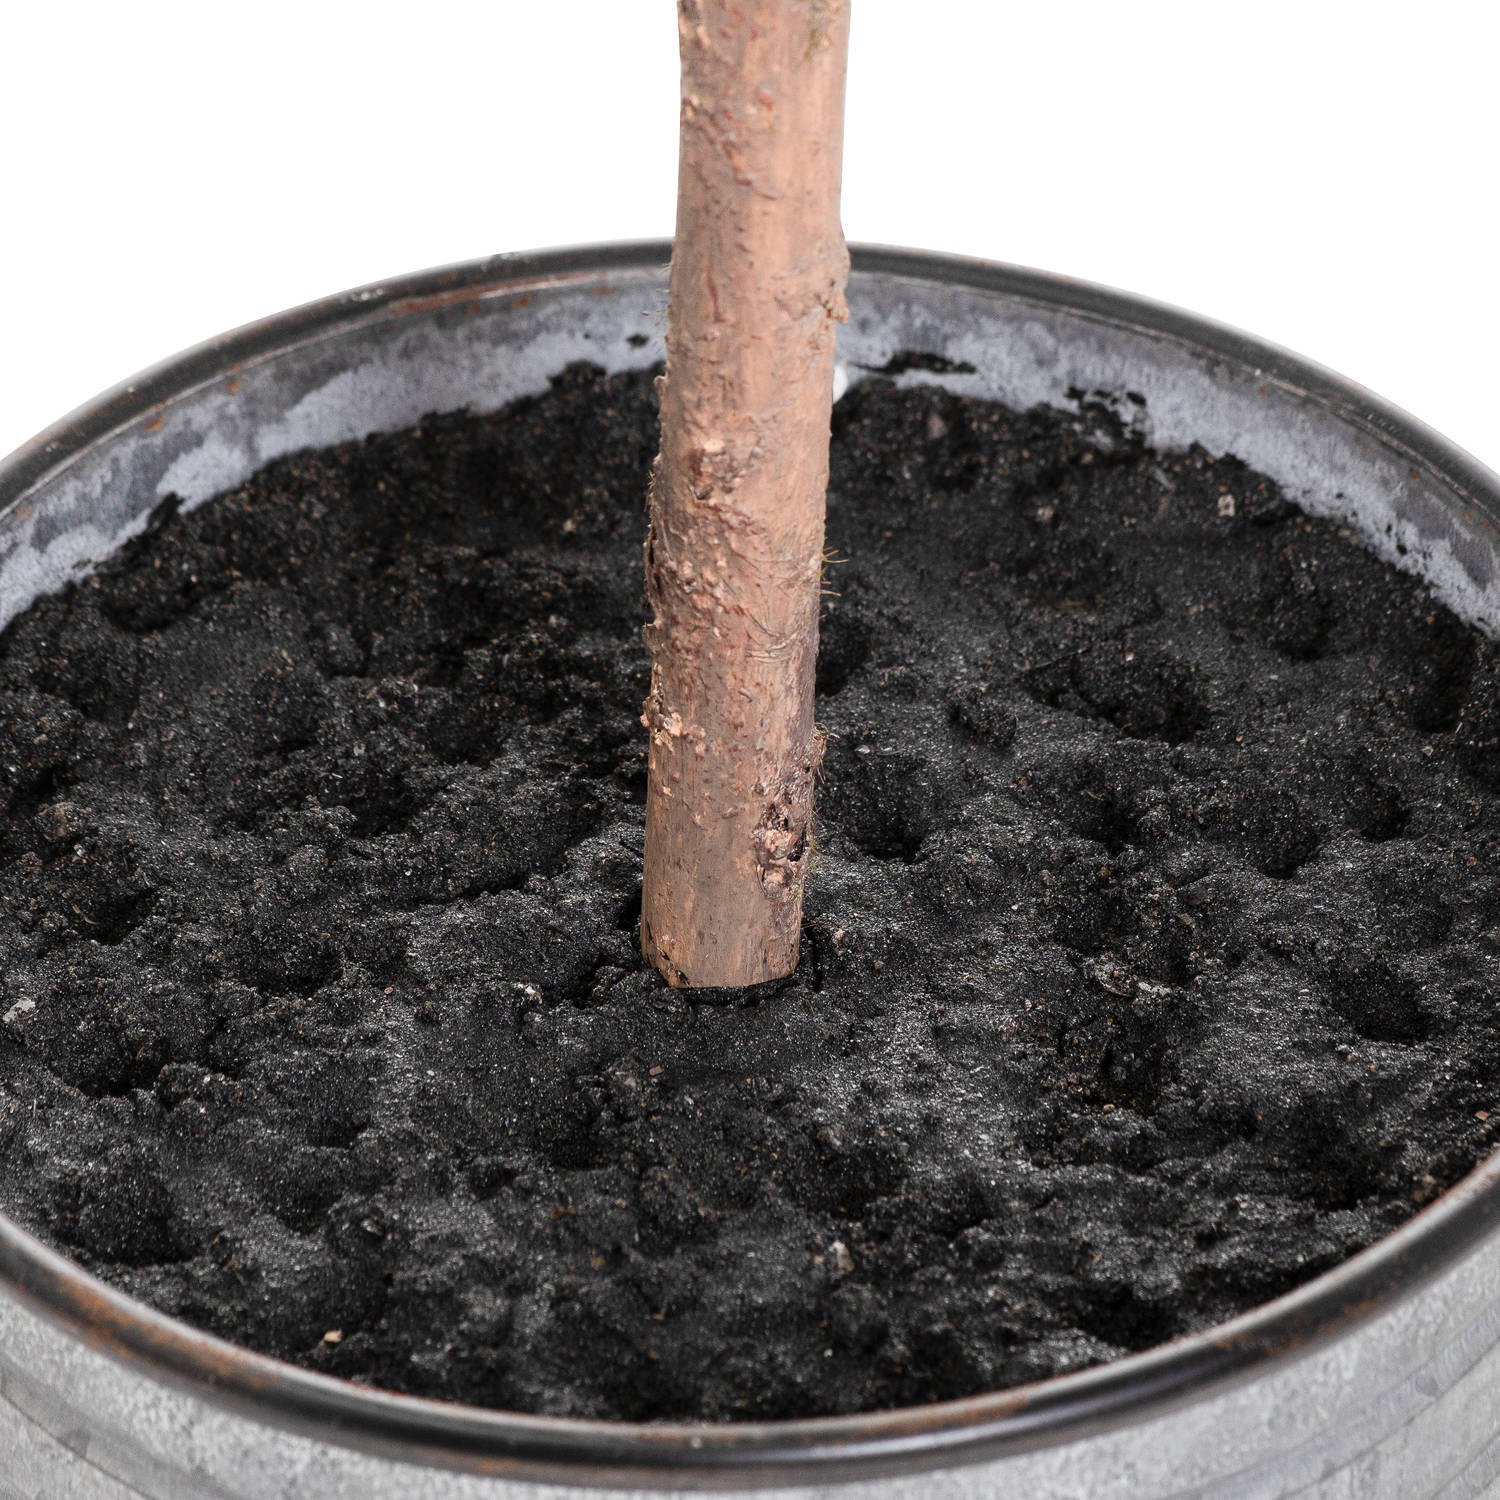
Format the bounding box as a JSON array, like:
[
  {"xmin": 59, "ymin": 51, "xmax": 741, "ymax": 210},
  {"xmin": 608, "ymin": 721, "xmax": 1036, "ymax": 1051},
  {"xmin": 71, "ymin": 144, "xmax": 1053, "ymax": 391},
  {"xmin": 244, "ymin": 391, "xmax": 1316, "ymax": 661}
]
[{"xmin": 752, "ymin": 744, "xmax": 822, "ymax": 896}]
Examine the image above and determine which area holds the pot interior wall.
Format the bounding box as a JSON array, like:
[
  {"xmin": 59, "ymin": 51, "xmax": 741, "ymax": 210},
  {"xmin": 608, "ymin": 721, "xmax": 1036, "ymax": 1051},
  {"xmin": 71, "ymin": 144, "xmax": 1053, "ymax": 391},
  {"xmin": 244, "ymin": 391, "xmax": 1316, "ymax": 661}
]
[{"xmin": 4, "ymin": 247, "xmax": 1499, "ymax": 642}]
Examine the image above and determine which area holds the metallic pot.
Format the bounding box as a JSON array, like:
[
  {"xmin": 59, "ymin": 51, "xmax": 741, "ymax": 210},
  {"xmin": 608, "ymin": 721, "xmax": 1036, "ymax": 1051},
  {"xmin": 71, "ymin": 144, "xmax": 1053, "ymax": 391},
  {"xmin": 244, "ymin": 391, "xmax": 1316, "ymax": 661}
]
[{"xmin": 4, "ymin": 244, "xmax": 1500, "ymax": 1499}]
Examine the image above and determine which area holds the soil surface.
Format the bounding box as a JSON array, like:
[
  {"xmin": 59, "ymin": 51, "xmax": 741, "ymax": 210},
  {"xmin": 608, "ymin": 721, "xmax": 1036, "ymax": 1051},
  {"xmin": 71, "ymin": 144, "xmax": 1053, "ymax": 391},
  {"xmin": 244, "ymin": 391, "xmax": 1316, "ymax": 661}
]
[{"xmin": 4, "ymin": 365, "xmax": 1500, "ymax": 1421}]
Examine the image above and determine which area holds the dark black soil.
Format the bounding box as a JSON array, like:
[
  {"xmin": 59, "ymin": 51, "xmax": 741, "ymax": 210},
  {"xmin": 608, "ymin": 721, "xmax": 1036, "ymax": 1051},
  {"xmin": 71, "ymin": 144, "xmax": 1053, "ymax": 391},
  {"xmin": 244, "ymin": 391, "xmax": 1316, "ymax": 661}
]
[{"xmin": 4, "ymin": 364, "xmax": 1500, "ymax": 1422}]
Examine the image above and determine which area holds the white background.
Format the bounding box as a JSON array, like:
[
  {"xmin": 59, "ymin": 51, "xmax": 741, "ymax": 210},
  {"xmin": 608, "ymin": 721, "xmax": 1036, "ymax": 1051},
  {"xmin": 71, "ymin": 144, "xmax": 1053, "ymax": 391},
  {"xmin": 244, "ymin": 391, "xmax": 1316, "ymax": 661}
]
[{"xmin": 1, "ymin": 2, "xmax": 1494, "ymax": 469}]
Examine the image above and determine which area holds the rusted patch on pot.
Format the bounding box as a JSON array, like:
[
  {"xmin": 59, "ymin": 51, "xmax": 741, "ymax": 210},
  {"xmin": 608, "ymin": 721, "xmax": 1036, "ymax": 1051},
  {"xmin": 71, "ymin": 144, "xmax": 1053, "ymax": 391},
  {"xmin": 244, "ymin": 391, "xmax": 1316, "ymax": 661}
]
[{"xmin": 391, "ymin": 268, "xmax": 616, "ymax": 323}]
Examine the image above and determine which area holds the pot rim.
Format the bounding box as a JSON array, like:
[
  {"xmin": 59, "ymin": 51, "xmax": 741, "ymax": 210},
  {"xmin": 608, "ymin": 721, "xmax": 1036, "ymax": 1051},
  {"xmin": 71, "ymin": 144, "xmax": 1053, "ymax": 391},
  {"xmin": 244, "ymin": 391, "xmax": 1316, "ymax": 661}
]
[{"xmin": 4, "ymin": 240, "xmax": 1500, "ymax": 1490}]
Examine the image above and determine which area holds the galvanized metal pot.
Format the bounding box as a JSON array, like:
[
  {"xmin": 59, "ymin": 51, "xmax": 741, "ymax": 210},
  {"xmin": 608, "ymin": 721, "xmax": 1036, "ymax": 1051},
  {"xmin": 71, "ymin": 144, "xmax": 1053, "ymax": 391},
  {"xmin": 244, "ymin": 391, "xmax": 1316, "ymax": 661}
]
[{"xmin": 4, "ymin": 244, "xmax": 1500, "ymax": 1499}]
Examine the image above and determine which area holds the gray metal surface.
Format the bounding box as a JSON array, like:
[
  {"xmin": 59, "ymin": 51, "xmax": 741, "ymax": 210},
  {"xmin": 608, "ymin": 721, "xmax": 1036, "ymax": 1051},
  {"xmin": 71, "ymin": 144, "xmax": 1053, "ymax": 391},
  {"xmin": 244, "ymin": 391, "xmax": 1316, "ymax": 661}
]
[{"xmin": 3, "ymin": 244, "xmax": 1500, "ymax": 1496}]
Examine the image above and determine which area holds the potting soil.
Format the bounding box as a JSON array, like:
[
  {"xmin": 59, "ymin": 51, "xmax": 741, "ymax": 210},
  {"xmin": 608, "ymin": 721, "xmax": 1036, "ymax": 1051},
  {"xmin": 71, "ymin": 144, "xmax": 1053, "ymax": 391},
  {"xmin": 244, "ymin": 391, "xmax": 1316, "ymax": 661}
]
[{"xmin": 3, "ymin": 364, "xmax": 1499, "ymax": 1419}]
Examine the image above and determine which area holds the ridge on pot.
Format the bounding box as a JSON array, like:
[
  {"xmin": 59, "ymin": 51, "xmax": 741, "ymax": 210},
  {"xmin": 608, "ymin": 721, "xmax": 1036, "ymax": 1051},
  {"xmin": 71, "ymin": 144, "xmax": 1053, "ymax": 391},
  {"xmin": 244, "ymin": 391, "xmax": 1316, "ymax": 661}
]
[{"xmin": 4, "ymin": 244, "xmax": 1500, "ymax": 1498}]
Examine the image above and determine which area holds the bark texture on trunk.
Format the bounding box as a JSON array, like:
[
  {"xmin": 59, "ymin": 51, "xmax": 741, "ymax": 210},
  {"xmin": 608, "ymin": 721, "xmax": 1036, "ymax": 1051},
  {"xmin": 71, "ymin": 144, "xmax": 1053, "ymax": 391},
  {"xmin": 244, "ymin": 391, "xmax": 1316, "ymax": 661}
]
[{"xmin": 641, "ymin": 0, "xmax": 850, "ymax": 988}]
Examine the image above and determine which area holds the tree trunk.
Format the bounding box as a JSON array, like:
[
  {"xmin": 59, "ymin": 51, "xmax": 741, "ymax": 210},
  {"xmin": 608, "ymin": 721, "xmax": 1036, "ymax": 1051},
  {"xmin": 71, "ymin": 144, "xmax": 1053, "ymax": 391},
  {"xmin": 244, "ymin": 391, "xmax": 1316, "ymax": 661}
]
[{"xmin": 641, "ymin": 0, "xmax": 850, "ymax": 988}]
